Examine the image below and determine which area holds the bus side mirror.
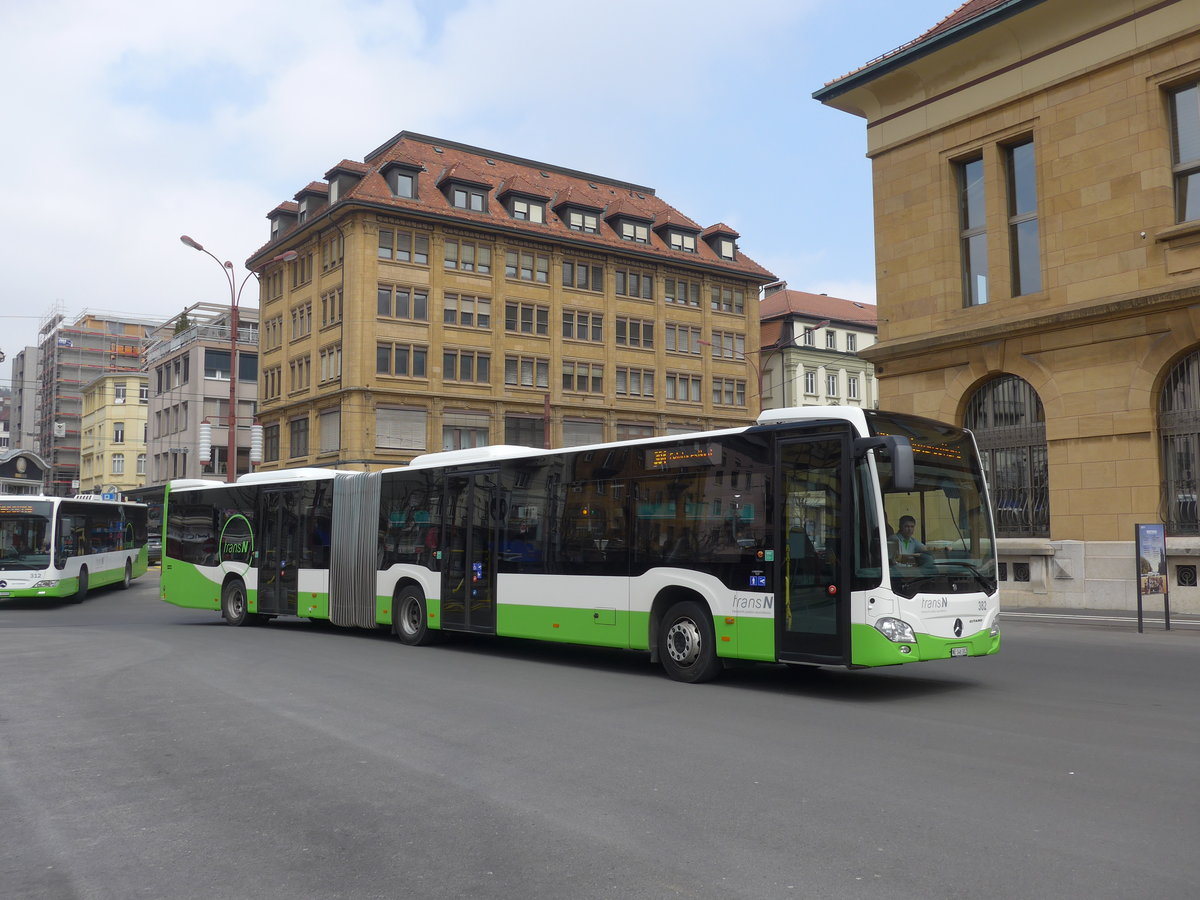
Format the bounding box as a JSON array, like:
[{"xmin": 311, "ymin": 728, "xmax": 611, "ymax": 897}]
[{"xmin": 854, "ymin": 436, "xmax": 915, "ymax": 492}]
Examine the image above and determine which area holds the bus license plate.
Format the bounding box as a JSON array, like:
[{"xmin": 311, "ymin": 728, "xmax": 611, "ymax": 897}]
[{"xmin": 950, "ymin": 647, "xmax": 968, "ymax": 658}]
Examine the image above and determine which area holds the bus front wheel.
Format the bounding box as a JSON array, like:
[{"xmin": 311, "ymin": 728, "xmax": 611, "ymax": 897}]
[
  {"xmin": 73, "ymin": 567, "xmax": 89, "ymax": 603},
  {"xmin": 659, "ymin": 600, "xmax": 722, "ymax": 683},
  {"xmin": 120, "ymin": 560, "xmax": 132, "ymax": 589},
  {"xmin": 221, "ymin": 579, "xmax": 251, "ymax": 627},
  {"xmin": 394, "ymin": 585, "xmax": 439, "ymax": 646}
]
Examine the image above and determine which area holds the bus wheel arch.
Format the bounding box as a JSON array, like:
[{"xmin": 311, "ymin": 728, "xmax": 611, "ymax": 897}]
[
  {"xmin": 651, "ymin": 588, "xmax": 722, "ymax": 683},
  {"xmin": 393, "ymin": 580, "xmax": 440, "ymax": 646}
]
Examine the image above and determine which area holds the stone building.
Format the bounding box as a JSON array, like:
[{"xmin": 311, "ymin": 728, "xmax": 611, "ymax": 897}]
[
  {"xmin": 247, "ymin": 131, "xmax": 774, "ymax": 470},
  {"xmin": 815, "ymin": 0, "xmax": 1200, "ymax": 612}
]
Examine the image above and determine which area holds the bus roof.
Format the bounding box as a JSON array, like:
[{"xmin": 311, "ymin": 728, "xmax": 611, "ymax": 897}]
[{"xmin": 756, "ymin": 406, "xmax": 870, "ymax": 434}]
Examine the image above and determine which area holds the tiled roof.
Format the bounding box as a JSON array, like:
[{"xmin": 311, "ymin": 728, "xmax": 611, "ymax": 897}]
[
  {"xmin": 324, "ymin": 159, "xmax": 370, "ymax": 178},
  {"xmin": 654, "ymin": 209, "xmax": 702, "ymax": 232},
  {"xmin": 267, "ymin": 201, "xmax": 299, "ymax": 218},
  {"xmin": 497, "ymin": 173, "xmax": 553, "ymax": 200},
  {"xmin": 702, "ymin": 222, "xmax": 739, "ymax": 238},
  {"xmin": 820, "ymin": 0, "xmax": 1028, "ymax": 92},
  {"xmin": 249, "ymin": 131, "xmax": 774, "ymax": 280},
  {"xmin": 293, "ymin": 181, "xmax": 329, "ymax": 199},
  {"xmin": 759, "ymin": 289, "xmax": 878, "ymax": 328}
]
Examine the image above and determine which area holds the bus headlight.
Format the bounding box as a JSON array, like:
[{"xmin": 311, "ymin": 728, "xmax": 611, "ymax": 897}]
[
  {"xmin": 875, "ymin": 617, "xmax": 916, "ymax": 643},
  {"xmin": 34, "ymin": 580, "xmax": 59, "ymax": 588}
]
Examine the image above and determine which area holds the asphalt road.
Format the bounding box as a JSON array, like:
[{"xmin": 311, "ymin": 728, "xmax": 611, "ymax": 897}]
[{"xmin": 1, "ymin": 572, "xmax": 1197, "ymax": 900}]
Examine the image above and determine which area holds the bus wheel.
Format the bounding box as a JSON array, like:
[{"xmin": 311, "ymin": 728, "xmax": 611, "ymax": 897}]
[
  {"xmin": 73, "ymin": 567, "xmax": 89, "ymax": 603},
  {"xmin": 659, "ymin": 600, "xmax": 722, "ymax": 683},
  {"xmin": 221, "ymin": 579, "xmax": 250, "ymax": 627},
  {"xmin": 394, "ymin": 585, "xmax": 439, "ymax": 646},
  {"xmin": 120, "ymin": 560, "xmax": 133, "ymax": 589}
]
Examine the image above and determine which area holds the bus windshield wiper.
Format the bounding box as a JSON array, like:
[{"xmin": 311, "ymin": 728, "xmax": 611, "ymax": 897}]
[{"xmin": 942, "ymin": 560, "xmax": 996, "ymax": 593}]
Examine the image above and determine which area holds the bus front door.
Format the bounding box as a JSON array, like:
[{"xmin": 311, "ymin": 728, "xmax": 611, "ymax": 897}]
[
  {"xmin": 440, "ymin": 471, "xmax": 498, "ymax": 634},
  {"xmin": 258, "ymin": 487, "xmax": 300, "ymax": 616},
  {"xmin": 776, "ymin": 435, "xmax": 851, "ymax": 663}
]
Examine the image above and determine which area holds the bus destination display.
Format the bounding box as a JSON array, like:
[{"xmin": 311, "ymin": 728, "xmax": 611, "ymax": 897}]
[{"xmin": 645, "ymin": 443, "xmax": 722, "ymax": 470}]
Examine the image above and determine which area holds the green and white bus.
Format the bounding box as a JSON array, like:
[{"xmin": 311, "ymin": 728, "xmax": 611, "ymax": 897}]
[
  {"xmin": 160, "ymin": 407, "xmax": 1000, "ymax": 682},
  {"xmin": 0, "ymin": 496, "xmax": 150, "ymax": 601}
]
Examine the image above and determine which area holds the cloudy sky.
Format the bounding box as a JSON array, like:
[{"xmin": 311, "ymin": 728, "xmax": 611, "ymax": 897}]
[{"xmin": 1, "ymin": 0, "xmax": 958, "ymax": 379}]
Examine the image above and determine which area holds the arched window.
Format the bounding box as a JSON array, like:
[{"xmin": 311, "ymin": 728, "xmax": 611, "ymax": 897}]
[
  {"xmin": 1159, "ymin": 349, "xmax": 1200, "ymax": 534},
  {"xmin": 964, "ymin": 375, "xmax": 1049, "ymax": 537}
]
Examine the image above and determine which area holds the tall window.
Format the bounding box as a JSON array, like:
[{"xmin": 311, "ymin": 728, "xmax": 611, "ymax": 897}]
[
  {"xmin": 112, "ymin": 453, "xmax": 125, "ymax": 475},
  {"xmin": 964, "ymin": 375, "xmax": 1049, "ymax": 537},
  {"xmin": 1171, "ymin": 83, "xmax": 1200, "ymax": 223},
  {"xmin": 1006, "ymin": 139, "xmax": 1041, "ymax": 295},
  {"xmin": 958, "ymin": 155, "xmax": 988, "ymax": 306},
  {"xmin": 1160, "ymin": 348, "xmax": 1200, "ymax": 534},
  {"xmin": 113, "ymin": 422, "xmax": 125, "ymax": 444},
  {"xmin": 289, "ymin": 417, "xmax": 309, "ymax": 458}
]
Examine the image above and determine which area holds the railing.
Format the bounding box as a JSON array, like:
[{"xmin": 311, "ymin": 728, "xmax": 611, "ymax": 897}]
[{"xmin": 144, "ymin": 324, "xmax": 258, "ymax": 366}]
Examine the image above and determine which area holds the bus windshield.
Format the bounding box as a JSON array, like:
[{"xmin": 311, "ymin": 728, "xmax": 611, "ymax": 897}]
[
  {"xmin": 869, "ymin": 412, "xmax": 997, "ymax": 598},
  {"xmin": 0, "ymin": 500, "xmax": 53, "ymax": 570}
]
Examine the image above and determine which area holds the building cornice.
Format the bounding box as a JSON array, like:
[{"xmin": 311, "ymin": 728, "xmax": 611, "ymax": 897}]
[{"xmin": 862, "ymin": 283, "xmax": 1200, "ymax": 365}]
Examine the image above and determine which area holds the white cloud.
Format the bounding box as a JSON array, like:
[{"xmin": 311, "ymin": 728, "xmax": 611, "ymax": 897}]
[{"xmin": 0, "ymin": 0, "xmax": 901, "ymax": 366}]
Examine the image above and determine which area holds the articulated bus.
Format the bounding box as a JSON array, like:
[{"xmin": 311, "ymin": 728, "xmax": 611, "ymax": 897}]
[
  {"xmin": 160, "ymin": 408, "xmax": 1000, "ymax": 682},
  {"xmin": 0, "ymin": 496, "xmax": 149, "ymax": 601}
]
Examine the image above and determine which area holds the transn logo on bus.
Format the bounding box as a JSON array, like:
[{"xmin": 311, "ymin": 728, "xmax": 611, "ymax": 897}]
[{"xmin": 218, "ymin": 515, "xmax": 255, "ymax": 566}]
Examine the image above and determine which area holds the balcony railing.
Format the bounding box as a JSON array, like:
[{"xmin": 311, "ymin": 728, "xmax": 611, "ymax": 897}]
[{"xmin": 144, "ymin": 324, "xmax": 258, "ymax": 366}]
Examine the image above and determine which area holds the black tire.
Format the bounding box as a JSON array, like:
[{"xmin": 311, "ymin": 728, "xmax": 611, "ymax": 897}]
[
  {"xmin": 659, "ymin": 600, "xmax": 722, "ymax": 683},
  {"xmin": 393, "ymin": 585, "xmax": 439, "ymax": 646},
  {"xmin": 73, "ymin": 567, "xmax": 89, "ymax": 603},
  {"xmin": 221, "ymin": 578, "xmax": 250, "ymax": 626},
  {"xmin": 120, "ymin": 560, "xmax": 133, "ymax": 590}
]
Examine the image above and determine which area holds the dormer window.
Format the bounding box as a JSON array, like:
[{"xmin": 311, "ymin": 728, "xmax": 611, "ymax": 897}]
[
  {"xmin": 271, "ymin": 219, "xmax": 281, "ymax": 241},
  {"xmin": 567, "ymin": 210, "xmax": 599, "ymax": 233},
  {"xmin": 669, "ymin": 231, "xmax": 697, "ymax": 253},
  {"xmin": 380, "ymin": 161, "xmax": 421, "ymax": 199},
  {"xmin": 451, "ymin": 185, "xmax": 487, "ymax": 212},
  {"xmin": 298, "ymin": 198, "xmax": 310, "ymax": 224},
  {"xmin": 512, "ymin": 197, "xmax": 545, "ymax": 223},
  {"xmin": 393, "ymin": 170, "xmax": 416, "ymax": 198},
  {"xmin": 718, "ymin": 238, "xmax": 735, "ymax": 260},
  {"xmin": 620, "ymin": 221, "xmax": 650, "ymax": 243}
]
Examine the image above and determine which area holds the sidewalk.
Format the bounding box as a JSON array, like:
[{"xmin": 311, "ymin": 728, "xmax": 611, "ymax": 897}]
[{"xmin": 1001, "ymin": 605, "xmax": 1200, "ymax": 630}]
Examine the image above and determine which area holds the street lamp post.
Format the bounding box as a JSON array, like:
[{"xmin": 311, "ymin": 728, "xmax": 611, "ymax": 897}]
[{"xmin": 179, "ymin": 236, "xmax": 295, "ymax": 482}]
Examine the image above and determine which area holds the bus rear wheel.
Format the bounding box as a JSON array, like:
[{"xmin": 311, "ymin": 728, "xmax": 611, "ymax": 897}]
[
  {"xmin": 221, "ymin": 578, "xmax": 251, "ymax": 626},
  {"xmin": 120, "ymin": 560, "xmax": 132, "ymax": 589},
  {"xmin": 394, "ymin": 585, "xmax": 439, "ymax": 646},
  {"xmin": 659, "ymin": 600, "xmax": 722, "ymax": 683}
]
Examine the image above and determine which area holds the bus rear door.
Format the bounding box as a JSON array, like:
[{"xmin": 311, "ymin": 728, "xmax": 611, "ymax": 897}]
[{"xmin": 258, "ymin": 487, "xmax": 300, "ymax": 616}]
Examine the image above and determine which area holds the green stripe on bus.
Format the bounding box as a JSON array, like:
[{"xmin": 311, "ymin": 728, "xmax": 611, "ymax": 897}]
[{"xmin": 850, "ymin": 623, "xmax": 1001, "ymax": 666}]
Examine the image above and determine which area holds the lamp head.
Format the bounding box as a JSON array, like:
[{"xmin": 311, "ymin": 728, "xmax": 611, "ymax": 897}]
[{"xmin": 179, "ymin": 235, "xmax": 204, "ymax": 251}]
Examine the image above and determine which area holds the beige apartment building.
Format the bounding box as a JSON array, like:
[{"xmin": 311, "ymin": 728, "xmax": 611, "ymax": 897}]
[
  {"xmin": 816, "ymin": 0, "xmax": 1200, "ymax": 612},
  {"xmin": 758, "ymin": 287, "xmax": 878, "ymax": 411},
  {"xmin": 247, "ymin": 132, "xmax": 774, "ymax": 470},
  {"xmin": 79, "ymin": 372, "xmax": 149, "ymax": 495}
]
